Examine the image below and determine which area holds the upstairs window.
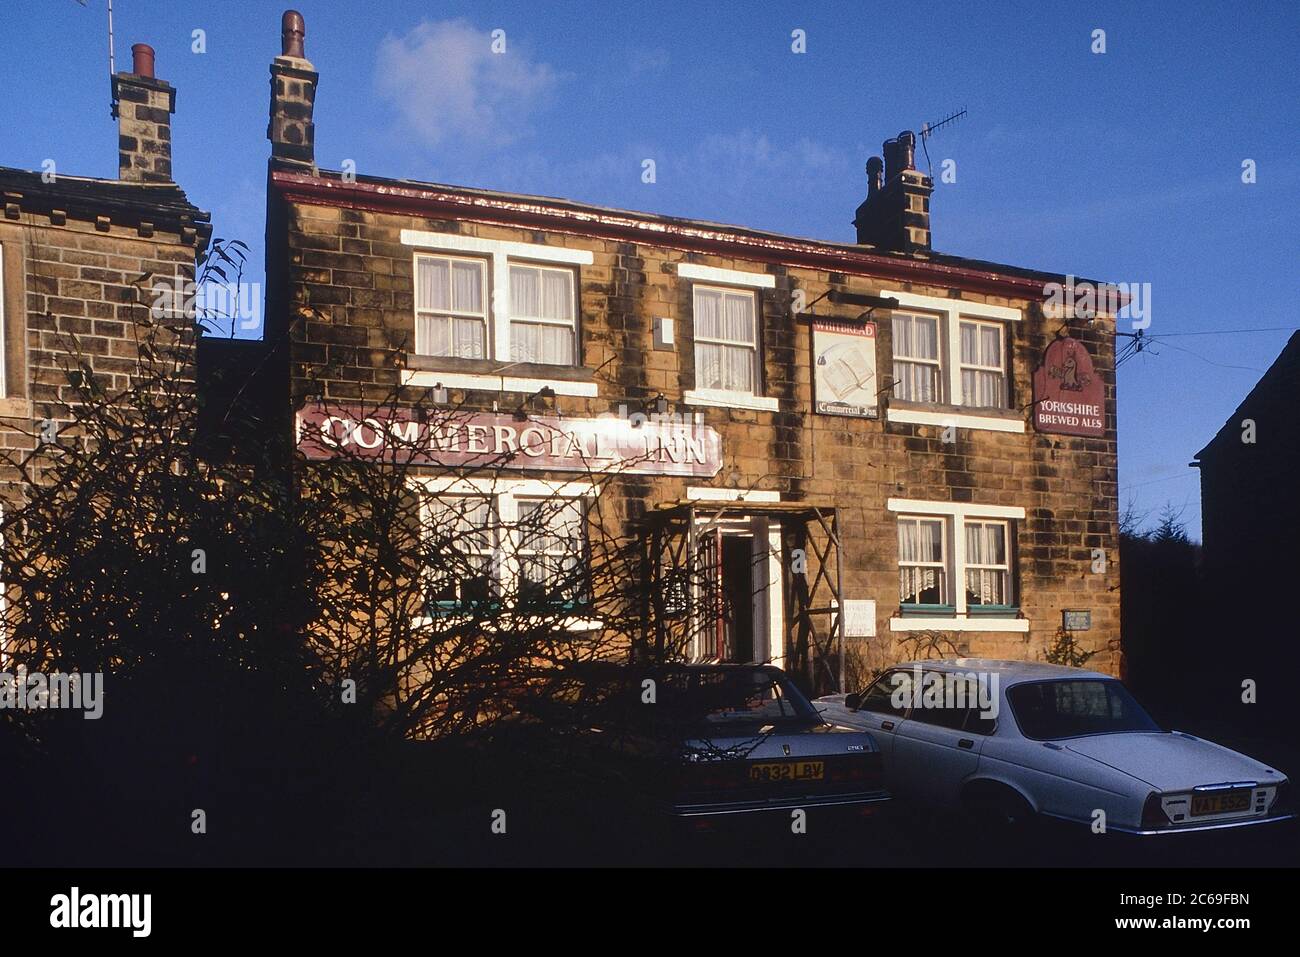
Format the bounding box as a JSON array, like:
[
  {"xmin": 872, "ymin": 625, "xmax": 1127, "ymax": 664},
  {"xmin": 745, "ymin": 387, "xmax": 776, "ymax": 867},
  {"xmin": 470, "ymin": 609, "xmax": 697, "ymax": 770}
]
[
  {"xmin": 0, "ymin": 239, "xmax": 6, "ymax": 397},
  {"xmin": 415, "ymin": 253, "xmax": 488, "ymax": 360},
  {"xmin": 891, "ymin": 312, "xmax": 942, "ymax": 403},
  {"xmin": 509, "ymin": 263, "xmax": 576, "ymax": 365},
  {"xmin": 693, "ymin": 285, "xmax": 758, "ymax": 395},
  {"xmin": 959, "ymin": 319, "xmax": 1007, "ymax": 409}
]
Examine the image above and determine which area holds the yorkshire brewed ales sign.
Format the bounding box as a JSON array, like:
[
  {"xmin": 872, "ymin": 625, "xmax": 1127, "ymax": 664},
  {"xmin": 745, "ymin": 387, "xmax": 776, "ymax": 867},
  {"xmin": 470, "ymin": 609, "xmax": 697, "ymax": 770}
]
[
  {"xmin": 1032, "ymin": 336, "xmax": 1105, "ymax": 437},
  {"xmin": 812, "ymin": 319, "xmax": 879, "ymax": 418},
  {"xmin": 296, "ymin": 404, "xmax": 724, "ymax": 477}
]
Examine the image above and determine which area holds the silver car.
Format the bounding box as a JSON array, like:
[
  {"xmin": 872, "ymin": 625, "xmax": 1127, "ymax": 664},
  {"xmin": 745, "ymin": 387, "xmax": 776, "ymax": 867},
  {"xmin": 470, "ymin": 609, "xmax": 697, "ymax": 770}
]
[{"xmin": 816, "ymin": 658, "xmax": 1292, "ymax": 834}]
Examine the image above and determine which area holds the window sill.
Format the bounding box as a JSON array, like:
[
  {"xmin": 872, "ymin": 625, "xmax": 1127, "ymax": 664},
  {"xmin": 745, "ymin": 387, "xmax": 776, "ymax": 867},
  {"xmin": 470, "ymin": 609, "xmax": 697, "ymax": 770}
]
[
  {"xmin": 889, "ymin": 615, "xmax": 1029, "ymax": 633},
  {"xmin": 683, "ymin": 389, "xmax": 779, "ymax": 412},
  {"xmin": 0, "ymin": 397, "xmax": 32, "ymax": 420},
  {"xmin": 886, "ymin": 401, "xmax": 1024, "ymax": 434},
  {"xmin": 402, "ymin": 365, "xmax": 597, "ymax": 398},
  {"xmin": 411, "ymin": 613, "xmax": 603, "ymax": 633},
  {"xmin": 899, "ymin": 604, "xmax": 955, "ymax": 616}
]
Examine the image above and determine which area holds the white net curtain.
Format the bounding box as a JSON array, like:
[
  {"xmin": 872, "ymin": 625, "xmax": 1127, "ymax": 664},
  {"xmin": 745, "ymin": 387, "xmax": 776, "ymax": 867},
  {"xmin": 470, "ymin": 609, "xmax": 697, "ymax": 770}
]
[
  {"xmin": 959, "ymin": 321, "xmax": 1006, "ymax": 408},
  {"xmin": 964, "ymin": 521, "xmax": 1009, "ymax": 606},
  {"xmin": 898, "ymin": 517, "xmax": 945, "ymax": 605},
  {"xmin": 416, "ymin": 256, "xmax": 487, "ymax": 359},
  {"xmin": 694, "ymin": 287, "xmax": 756, "ymax": 393},
  {"xmin": 509, "ymin": 264, "xmax": 575, "ymax": 365},
  {"xmin": 891, "ymin": 313, "xmax": 941, "ymax": 402}
]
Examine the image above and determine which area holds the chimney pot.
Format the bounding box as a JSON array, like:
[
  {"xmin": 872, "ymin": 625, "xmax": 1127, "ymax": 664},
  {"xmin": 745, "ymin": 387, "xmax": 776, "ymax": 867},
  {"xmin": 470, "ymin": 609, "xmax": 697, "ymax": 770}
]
[
  {"xmin": 866, "ymin": 156, "xmax": 884, "ymax": 197},
  {"xmin": 114, "ymin": 44, "xmax": 174, "ymax": 182},
  {"xmin": 282, "ymin": 10, "xmax": 306, "ymax": 58},
  {"xmin": 854, "ymin": 131, "xmax": 931, "ymax": 253},
  {"xmin": 131, "ymin": 43, "xmax": 155, "ymax": 79},
  {"xmin": 269, "ymin": 11, "xmax": 318, "ymax": 166},
  {"xmin": 883, "ymin": 131, "xmax": 917, "ymax": 180}
]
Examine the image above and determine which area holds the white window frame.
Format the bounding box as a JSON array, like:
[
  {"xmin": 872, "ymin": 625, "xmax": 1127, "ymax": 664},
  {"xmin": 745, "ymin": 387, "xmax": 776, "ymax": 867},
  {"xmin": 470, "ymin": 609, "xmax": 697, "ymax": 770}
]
[
  {"xmin": 957, "ymin": 318, "xmax": 1008, "ymax": 410},
  {"xmin": 690, "ymin": 283, "xmax": 759, "ymax": 394},
  {"xmin": 0, "ymin": 239, "xmax": 6, "ymax": 397},
  {"xmin": 891, "ymin": 310, "xmax": 944, "ymax": 404},
  {"xmin": 421, "ymin": 493, "xmax": 498, "ymax": 610},
  {"xmin": 963, "ymin": 519, "xmax": 1013, "ymax": 608},
  {"xmin": 886, "ymin": 499, "xmax": 1027, "ymax": 632},
  {"xmin": 507, "ymin": 261, "xmax": 578, "ymax": 366},
  {"xmin": 880, "ymin": 290, "xmax": 1023, "ymax": 432},
  {"xmin": 677, "ymin": 264, "xmax": 778, "ymax": 411},
  {"xmin": 897, "ymin": 515, "xmax": 949, "ymax": 607},
  {"xmin": 410, "ymin": 477, "xmax": 599, "ymax": 630},
  {"xmin": 413, "ymin": 252, "xmax": 490, "ymax": 361},
  {"xmin": 400, "ymin": 230, "xmax": 594, "ymax": 396},
  {"xmin": 515, "ymin": 495, "xmax": 587, "ymax": 607}
]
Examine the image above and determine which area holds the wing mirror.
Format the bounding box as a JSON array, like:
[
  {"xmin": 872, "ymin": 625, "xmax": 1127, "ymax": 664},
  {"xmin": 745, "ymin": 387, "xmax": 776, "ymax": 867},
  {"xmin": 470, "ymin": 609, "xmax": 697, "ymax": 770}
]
[{"xmin": 844, "ymin": 692, "xmax": 862, "ymax": 711}]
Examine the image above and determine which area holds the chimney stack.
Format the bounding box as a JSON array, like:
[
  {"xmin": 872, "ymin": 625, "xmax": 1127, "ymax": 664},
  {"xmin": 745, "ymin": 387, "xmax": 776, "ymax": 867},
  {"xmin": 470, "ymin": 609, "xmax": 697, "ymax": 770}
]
[
  {"xmin": 853, "ymin": 131, "xmax": 933, "ymax": 254},
  {"xmin": 268, "ymin": 10, "xmax": 318, "ymax": 167},
  {"xmin": 112, "ymin": 43, "xmax": 176, "ymax": 183}
]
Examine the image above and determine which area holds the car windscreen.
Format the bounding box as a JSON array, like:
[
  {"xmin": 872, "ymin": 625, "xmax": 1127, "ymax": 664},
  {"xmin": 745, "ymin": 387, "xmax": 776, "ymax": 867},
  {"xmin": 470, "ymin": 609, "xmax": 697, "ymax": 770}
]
[
  {"xmin": 660, "ymin": 669, "xmax": 819, "ymax": 731},
  {"xmin": 1007, "ymin": 679, "xmax": 1162, "ymax": 740}
]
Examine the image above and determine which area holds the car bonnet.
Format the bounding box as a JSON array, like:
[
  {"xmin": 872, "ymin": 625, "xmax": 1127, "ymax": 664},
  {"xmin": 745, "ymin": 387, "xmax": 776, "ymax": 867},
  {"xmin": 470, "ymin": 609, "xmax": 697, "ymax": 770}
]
[{"xmin": 1063, "ymin": 732, "xmax": 1282, "ymax": 791}]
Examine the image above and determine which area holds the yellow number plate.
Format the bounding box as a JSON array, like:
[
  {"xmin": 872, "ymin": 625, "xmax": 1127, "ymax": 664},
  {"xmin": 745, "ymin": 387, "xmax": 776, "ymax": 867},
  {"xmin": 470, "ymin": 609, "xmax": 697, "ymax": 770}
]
[
  {"xmin": 1190, "ymin": 790, "xmax": 1251, "ymax": 816},
  {"xmin": 748, "ymin": 761, "xmax": 825, "ymax": 783}
]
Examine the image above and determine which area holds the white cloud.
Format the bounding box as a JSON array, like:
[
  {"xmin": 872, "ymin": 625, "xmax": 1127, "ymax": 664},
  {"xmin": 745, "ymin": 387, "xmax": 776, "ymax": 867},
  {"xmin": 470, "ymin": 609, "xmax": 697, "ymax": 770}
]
[
  {"xmin": 626, "ymin": 47, "xmax": 671, "ymax": 77},
  {"xmin": 374, "ymin": 20, "xmax": 558, "ymax": 150}
]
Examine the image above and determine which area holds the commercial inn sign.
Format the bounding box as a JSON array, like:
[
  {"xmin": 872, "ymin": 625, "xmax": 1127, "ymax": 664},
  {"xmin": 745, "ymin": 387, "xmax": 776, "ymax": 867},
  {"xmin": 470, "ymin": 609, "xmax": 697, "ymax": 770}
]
[{"xmin": 296, "ymin": 404, "xmax": 724, "ymax": 478}]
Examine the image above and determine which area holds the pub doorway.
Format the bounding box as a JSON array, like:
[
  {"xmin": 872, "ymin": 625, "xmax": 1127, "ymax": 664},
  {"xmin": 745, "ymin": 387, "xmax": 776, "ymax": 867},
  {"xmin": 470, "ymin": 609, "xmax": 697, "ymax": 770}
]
[
  {"xmin": 698, "ymin": 527, "xmax": 759, "ymax": 663},
  {"xmin": 641, "ymin": 501, "xmax": 845, "ymax": 696}
]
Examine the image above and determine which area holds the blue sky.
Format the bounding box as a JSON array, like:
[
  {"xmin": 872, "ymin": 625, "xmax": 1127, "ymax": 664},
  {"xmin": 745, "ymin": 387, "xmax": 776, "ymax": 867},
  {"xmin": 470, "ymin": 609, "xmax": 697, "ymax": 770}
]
[{"xmin": 3, "ymin": 0, "xmax": 1298, "ymax": 538}]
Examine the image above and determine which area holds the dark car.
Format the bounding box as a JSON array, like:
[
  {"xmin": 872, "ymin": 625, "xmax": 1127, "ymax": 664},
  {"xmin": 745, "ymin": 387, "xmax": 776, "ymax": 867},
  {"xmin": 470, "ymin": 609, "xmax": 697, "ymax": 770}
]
[{"xmin": 517, "ymin": 662, "xmax": 891, "ymax": 827}]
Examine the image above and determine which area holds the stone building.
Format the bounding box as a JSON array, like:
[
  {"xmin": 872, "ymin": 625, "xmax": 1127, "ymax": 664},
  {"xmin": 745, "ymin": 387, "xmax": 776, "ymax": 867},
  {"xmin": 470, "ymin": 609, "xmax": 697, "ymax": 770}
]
[
  {"xmin": 0, "ymin": 43, "xmax": 210, "ymax": 479},
  {"xmin": 239, "ymin": 13, "xmax": 1122, "ymax": 693}
]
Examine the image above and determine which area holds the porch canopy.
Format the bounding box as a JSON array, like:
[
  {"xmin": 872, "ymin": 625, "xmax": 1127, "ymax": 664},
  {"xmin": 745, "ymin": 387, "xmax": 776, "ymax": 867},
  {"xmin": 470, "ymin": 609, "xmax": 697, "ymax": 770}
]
[{"xmin": 636, "ymin": 499, "xmax": 845, "ymax": 696}]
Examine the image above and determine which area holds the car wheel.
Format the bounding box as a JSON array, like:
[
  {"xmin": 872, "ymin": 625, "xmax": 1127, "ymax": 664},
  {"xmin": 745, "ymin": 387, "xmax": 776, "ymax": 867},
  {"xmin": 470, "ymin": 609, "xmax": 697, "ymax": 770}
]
[{"xmin": 964, "ymin": 783, "xmax": 1035, "ymax": 829}]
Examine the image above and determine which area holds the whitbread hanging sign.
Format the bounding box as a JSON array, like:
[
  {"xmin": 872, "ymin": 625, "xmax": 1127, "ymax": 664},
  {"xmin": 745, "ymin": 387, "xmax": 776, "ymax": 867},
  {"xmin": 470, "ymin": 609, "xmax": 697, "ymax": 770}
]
[{"xmin": 296, "ymin": 403, "xmax": 724, "ymax": 477}]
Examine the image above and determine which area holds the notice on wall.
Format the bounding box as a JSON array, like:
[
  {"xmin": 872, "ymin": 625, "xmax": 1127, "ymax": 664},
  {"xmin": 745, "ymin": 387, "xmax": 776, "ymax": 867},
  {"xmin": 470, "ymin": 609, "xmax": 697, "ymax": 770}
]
[
  {"xmin": 296, "ymin": 404, "xmax": 724, "ymax": 477},
  {"xmin": 1032, "ymin": 336, "xmax": 1105, "ymax": 437},
  {"xmin": 840, "ymin": 599, "xmax": 877, "ymax": 638},
  {"xmin": 813, "ymin": 319, "xmax": 879, "ymax": 418},
  {"xmin": 1062, "ymin": 609, "xmax": 1092, "ymax": 631}
]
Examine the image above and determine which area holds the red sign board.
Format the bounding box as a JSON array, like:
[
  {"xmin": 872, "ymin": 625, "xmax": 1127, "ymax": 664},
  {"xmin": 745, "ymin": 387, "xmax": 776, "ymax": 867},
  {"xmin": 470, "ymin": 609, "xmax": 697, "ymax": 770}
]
[
  {"xmin": 295, "ymin": 404, "xmax": 724, "ymax": 478},
  {"xmin": 1032, "ymin": 336, "xmax": 1105, "ymax": 437}
]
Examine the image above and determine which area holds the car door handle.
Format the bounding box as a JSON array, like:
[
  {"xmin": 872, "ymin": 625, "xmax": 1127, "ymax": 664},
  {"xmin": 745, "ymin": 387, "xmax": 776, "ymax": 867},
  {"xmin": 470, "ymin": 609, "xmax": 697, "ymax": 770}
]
[
  {"xmin": 880, "ymin": 720, "xmax": 895, "ymax": 731},
  {"xmin": 958, "ymin": 738, "xmax": 974, "ymax": 749}
]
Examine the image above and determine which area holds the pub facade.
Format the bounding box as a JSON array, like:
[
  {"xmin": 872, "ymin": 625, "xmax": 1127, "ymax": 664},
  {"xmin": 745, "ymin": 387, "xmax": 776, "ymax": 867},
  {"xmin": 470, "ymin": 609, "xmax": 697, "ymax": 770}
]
[{"xmin": 240, "ymin": 13, "xmax": 1122, "ymax": 692}]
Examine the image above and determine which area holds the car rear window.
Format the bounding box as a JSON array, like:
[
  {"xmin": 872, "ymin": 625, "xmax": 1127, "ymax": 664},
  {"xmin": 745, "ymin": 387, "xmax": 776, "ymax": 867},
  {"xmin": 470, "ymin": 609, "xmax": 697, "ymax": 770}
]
[
  {"xmin": 660, "ymin": 669, "xmax": 819, "ymax": 730},
  {"xmin": 1007, "ymin": 679, "xmax": 1161, "ymax": 740}
]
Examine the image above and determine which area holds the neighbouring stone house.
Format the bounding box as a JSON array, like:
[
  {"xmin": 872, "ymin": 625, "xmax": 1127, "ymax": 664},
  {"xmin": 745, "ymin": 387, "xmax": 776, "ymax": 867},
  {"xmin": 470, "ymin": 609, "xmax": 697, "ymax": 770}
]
[
  {"xmin": 0, "ymin": 44, "xmax": 210, "ymax": 660},
  {"xmin": 209, "ymin": 12, "xmax": 1123, "ymax": 694},
  {"xmin": 0, "ymin": 42, "xmax": 210, "ymax": 457},
  {"xmin": 1192, "ymin": 331, "xmax": 1300, "ymax": 709}
]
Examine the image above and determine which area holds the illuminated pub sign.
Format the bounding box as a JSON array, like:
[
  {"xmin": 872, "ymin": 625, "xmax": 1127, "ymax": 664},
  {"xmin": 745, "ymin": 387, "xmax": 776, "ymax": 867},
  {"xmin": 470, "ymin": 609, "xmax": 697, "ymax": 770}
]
[
  {"xmin": 295, "ymin": 404, "xmax": 724, "ymax": 478},
  {"xmin": 1032, "ymin": 336, "xmax": 1105, "ymax": 437}
]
